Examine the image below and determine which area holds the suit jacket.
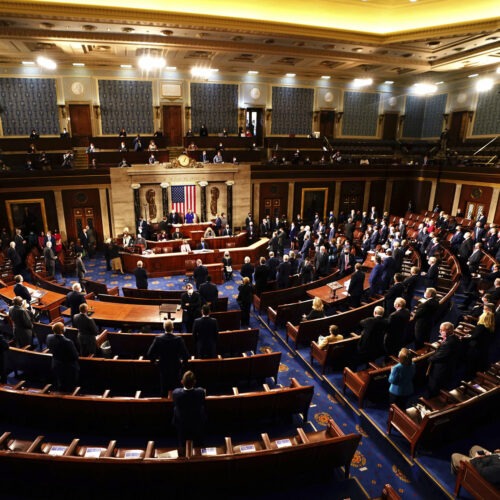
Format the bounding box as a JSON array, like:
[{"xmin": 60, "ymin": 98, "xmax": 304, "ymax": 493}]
[
  {"xmin": 428, "ymin": 334, "xmax": 459, "ymax": 391},
  {"xmin": 147, "ymin": 333, "xmax": 189, "ymax": 382},
  {"xmin": 193, "ymin": 265, "xmax": 208, "ymax": 288},
  {"xmin": 338, "ymin": 252, "xmax": 356, "ymax": 276},
  {"xmin": 9, "ymin": 304, "xmax": 33, "ymax": 347},
  {"xmin": 384, "ymin": 282, "xmax": 405, "ymax": 314},
  {"xmin": 467, "ymin": 249, "xmax": 482, "ymax": 273},
  {"xmin": 134, "ymin": 267, "xmax": 148, "ymax": 289},
  {"xmin": 198, "ymin": 282, "xmax": 219, "ymax": 308},
  {"xmin": 276, "ymin": 261, "xmax": 292, "ymax": 288},
  {"xmin": 172, "ymin": 387, "xmax": 206, "ymax": 432},
  {"xmin": 358, "ymin": 316, "xmax": 388, "ymax": 360},
  {"xmin": 402, "ymin": 274, "xmax": 419, "ymax": 306},
  {"xmin": 13, "ymin": 283, "xmax": 31, "ymax": 303},
  {"xmin": 192, "ymin": 315, "xmax": 219, "ymax": 358},
  {"xmin": 348, "ymin": 270, "xmax": 365, "ymax": 298},
  {"xmin": 240, "ymin": 263, "xmax": 255, "ymax": 281},
  {"xmin": 393, "ymin": 247, "xmax": 404, "ymax": 272},
  {"xmin": 343, "ymin": 222, "xmax": 355, "ymax": 241},
  {"xmin": 180, "ymin": 292, "xmax": 202, "ymax": 322},
  {"xmin": 425, "ymin": 264, "xmax": 439, "ymax": 287},
  {"xmin": 65, "ymin": 291, "xmax": 87, "ymax": 318},
  {"xmin": 46, "ymin": 333, "xmax": 79, "ymax": 390},
  {"xmin": 73, "ymin": 312, "xmax": 99, "ymax": 337},
  {"xmin": 458, "ymin": 238, "xmax": 474, "ymax": 260},
  {"xmin": 369, "ymin": 263, "xmax": 384, "ymax": 296},
  {"xmin": 315, "ymin": 252, "xmax": 329, "ymax": 277},
  {"xmin": 254, "ymin": 264, "xmax": 269, "ymax": 294},
  {"xmin": 385, "ymin": 308, "xmax": 410, "ymax": 355}
]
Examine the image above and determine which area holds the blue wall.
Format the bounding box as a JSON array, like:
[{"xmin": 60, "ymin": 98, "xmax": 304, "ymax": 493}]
[
  {"xmin": 473, "ymin": 86, "xmax": 500, "ymax": 136},
  {"xmin": 403, "ymin": 93, "xmax": 447, "ymax": 138},
  {"xmin": 98, "ymin": 80, "xmax": 153, "ymax": 135},
  {"xmin": 0, "ymin": 78, "xmax": 59, "ymax": 136},
  {"xmin": 271, "ymin": 87, "xmax": 314, "ymax": 135},
  {"xmin": 342, "ymin": 91, "xmax": 380, "ymax": 136}
]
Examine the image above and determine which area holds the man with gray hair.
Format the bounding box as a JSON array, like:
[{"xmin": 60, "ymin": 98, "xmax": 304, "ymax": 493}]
[
  {"xmin": 43, "ymin": 241, "xmax": 58, "ymax": 278},
  {"xmin": 65, "ymin": 282, "xmax": 87, "ymax": 323},
  {"xmin": 356, "ymin": 305, "xmax": 388, "ymax": 367},
  {"xmin": 134, "ymin": 260, "xmax": 148, "ymax": 289}
]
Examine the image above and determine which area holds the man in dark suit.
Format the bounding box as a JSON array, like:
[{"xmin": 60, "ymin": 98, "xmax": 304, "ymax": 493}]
[
  {"xmin": 356, "ymin": 306, "xmax": 388, "ymax": 366},
  {"xmin": 196, "ymin": 238, "xmax": 209, "ymax": 251},
  {"xmin": 385, "ymin": 297, "xmax": 410, "ymax": 355},
  {"xmin": 199, "ymin": 276, "xmax": 219, "ymax": 310},
  {"xmin": 172, "ymin": 370, "xmax": 206, "ymax": 455},
  {"xmin": 267, "ymin": 251, "xmax": 280, "ymax": 280},
  {"xmin": 46, "ymin": 322, "xmax": 79, "ymax": 392},
  {"xmin": 369, "ymin": 227, "xmax": 380, "ymax": 250},
  {"xmin": 240, "ymin": 256, "xmax": 255, "ymax": 282},
  {"xmin": 467, "ymin": 243, "xmax": 483, "ymax": 275},
  {"xmin": 254, "ymin": 257, "xmax": 269, "ymax": 296},
  {"xmin": 73, "ymin": 303, "xmax": 99, "ymax": 356},
  {"xmin": 403, "ymin": 266, "xmax": 420, "ymax": 310},
  {"xmin": 276, "ymin": 254, "xmax": 292, "ymax": 288},
  {"xmin": 65, "ymin": 282, "xmax": 87, "ymax": 323},
  {"xmin": 192, "ymin": 304, "xmax": 219, "ymax": 359},
  {"xmin": 381, "ymin": 249, "xmax": 397, "ymax": 291},
  {"xmin": 384, "ymin": 273, "xmax": 405, "ymax": 315},
  {"xmin": 427, "ymin": 322, "xmax": 459, "ymax": 397},
  {"xmin": 314, "ymin": 245, "xmax": 329, "ymax": 279},
  {"xmin": 412, "ymin": 287, "xmax": 440, "ymax": 349},
  {"xmin": 180, "ymin": 283, "xmax": 202, "ymax": 332},
  {"xmin": 338, "ymin": 248, "xmax": 356, "ymax": 277},
  {"xmin": 343, "ymin": 217, "xmax": 355, "ymax": 243},
  {"xmin": 133, "ymin": 260, "xmax": 148, "ymax": 289},
  {"xmin": 347, "ymin": 263, "xmax": 365, "ymax": 307},
  {"xmin": 13, "ymin": 274, "xmax": 32, "ymax": 304},
  {"xmin": 450, "ymin": 226, "xmax": 464, "ymax": 253},
  {"xmin": 193, "ymin": 259, "xmax": 208, "ymax": 290},
  {"xmin": 147, "ymin": 320, "xmax": 189, "ymax": 396},
  {"xmin": 424, "ymin": 256, "xmax": 439, "ymax": 288}
]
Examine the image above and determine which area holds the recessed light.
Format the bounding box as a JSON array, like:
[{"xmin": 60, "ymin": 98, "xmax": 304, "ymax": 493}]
[
  {"xmin": 384, "ymin": 80, "xmax": 394, "ymax": 84},
  {"xmin": 476, "ymin": 78, "xmax": 493, "ymax": 92},
  {"xmin": 321, "ymin": 75, "xmax": 331, "ymax": 79},
  {"xmin": 285, "ymin": 73, "xmax": 296, "ymax": 77},
  {"xmin": 120, "ymin": 64, "xmax": 132, "ymax": 68},
  {"xmin": 72, "ymin": 63, "xmax": 85, "ymax": 67},
  {"xmin": 248, "ymin": 70, "xmax": 259, "ymax": 74},
  {"xmin": 353, "ymin": 78, "xmax": 373, "ymax": 87},
  {"xmin": 352, "ymin": 48, "xmax": 363, "ymax": 53},
  {"xmin": 36, "ymin": 56, "xmax": 57, "ymax": 70},
  {"xmin": 165, "ymin": 66, "xmax": 177, "ymax": 71},
  {"xmin": 22, "ymin": 61, "xmax": 35, "ymax": 65},
  {"xmin": 468, "ymin": 73, "xmax": 479, "ymax": 78},
  {"xmin": 161, "ymin": 30, "xmax": 173, "ymax": 36},
  {"xmin": 436, "ymin": 81, "xmax": 444, "ymax": 85}
]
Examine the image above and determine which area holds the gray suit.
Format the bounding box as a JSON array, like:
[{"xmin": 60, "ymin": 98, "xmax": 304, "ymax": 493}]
[{"xmin": 9, "ymin": 304, "xmax": 33, "ymax": 347}]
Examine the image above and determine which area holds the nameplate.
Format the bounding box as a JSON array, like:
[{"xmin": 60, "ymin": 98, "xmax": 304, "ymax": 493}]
[
  {"xmin": 158, "ymin": 449, "xmax": 179, "ymax": 459},
  {"xmin": 124, "ymin": 450, "xmax": 143, "ymax": 459},
  {"xmin": 239, "ymin": 444, "xmax": 256, "ymax": 453},
  {"xmin": 84, "ymin": 447, "xmax": 105, "ymax": 458},
  {"xmin": 49, "ymin": 446, "xmax": 67, "ymax": 456},
  {"xmin": 275, "ymin": 439, "xmax": 292, "ymax": 448},
  {"xmin": 201, "ymin": 447, "xmax": 217, "ymax": 456}
]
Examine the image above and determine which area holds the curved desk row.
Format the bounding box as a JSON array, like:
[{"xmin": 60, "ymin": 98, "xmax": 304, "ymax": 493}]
[{"xmin": 121, "ymin": 237, "xmax": 269, "ymax": 278}]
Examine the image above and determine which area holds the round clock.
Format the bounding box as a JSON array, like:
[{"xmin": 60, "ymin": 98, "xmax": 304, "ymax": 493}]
[
  {"xmin": 71, "ymin": 81, "xmax": 84, "ymax": 96},
  {"xmin": 250, "ymin": 87, "xmax": 261, "ymax": 100},
  {"xmin": 178, "ymin": 154, "xmax": 190, "ymax": 167}
]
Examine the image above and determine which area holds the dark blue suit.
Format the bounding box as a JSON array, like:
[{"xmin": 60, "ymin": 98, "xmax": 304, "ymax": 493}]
[{"xmin": 192, "ymin": 315, "xmax": 219, "ymax": 358}]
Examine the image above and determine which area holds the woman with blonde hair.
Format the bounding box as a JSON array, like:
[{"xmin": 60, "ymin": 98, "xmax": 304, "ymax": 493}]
[
  {"xmin": 304, "ymin": 296, "xmax": 325, "ymax": 321},
  {"xmin": 388, "ymin": 347, "xmax": 415, "ymax": 409},
  {"xmin": 222, "ymin": 250, "xmax": 233, "ymax": 281},
  {"xmin": 466, "ymin": 310, "xmax": 495, "ymax": 378}
]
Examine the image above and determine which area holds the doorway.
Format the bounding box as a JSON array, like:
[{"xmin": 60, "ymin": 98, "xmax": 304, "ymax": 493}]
[
  {"xmin": 245, "ymin": 108, "xmax": 263, "ymax": 143},
  {"xmin": 162, "ymin": 105, "xmax": 183, "ymax": 146},
  {"xmin": 382, "ymin": 113, "xmax": 399, "ymax": 141},
  {"xmin": 68, "ymin": 104, "xmax": 92, "ymax": 138},
  {"xmin": 448, "ymin": 111, "xmax": 469, "ymax": 147},
  {"xmin": 319, "ymin": 111, "xmax": 335, "ymax": 138}
]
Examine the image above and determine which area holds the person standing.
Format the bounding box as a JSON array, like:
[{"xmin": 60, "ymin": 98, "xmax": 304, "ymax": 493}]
[
  {"xmin": 46, "ymin": 322, "xmax": 79, "ymax": 392},
  {"xmin": 192, "ymin": 304, "xmax": 219, "ymax": 358},
  {"xmin": 356, "ymin": 306, "xmax": 388, "ymax": 367},
  {"xmin": 8, "ymin": 242, "xmax": 23, "ymax": 275},
  {"xmin": 254, "ymin": 257, "xmax": 269, "ymax": 296},
  {"xmin": 65, "ymin": 282, "xmax": 87, "ymax": 323},
  {"xmin": 147, "ymin": 320, "xmax": 189, "ymax": 396},
  {"xmin": 85, "ymin": 225, "xmax": 97, "ymax": 259},
  {"xmin": 75, "ymin": 252, "xmax": 86, "ymax": 286},
  {"xmin": 385, "ymin": 297, "xmax": 411, "ymax": 356},
  {"xmin": 180, "ymin": 283, "xmax": 202, "ymax": 333},
  {"xmin": 134, "ymin": 260, "xmax": 148, "ymax": 289},
  {"xmin": 388, "ymin": 348, "xmax": 415, "ymax": 410},
  {"xmin": 13, "ymin": 274, "xmax": 32, "ymax": 304},
  {"xmin": 73, "ymin": 303, "xmax": 99, "ymax": 356},
  {"xmin": 199, "ymin": 276, "xmax": 219, "ymax": 310},
  {"xmin": 237, "ymin": 276, "xmax": 254, "ymax": 327},
  {"xmin": 240, "ymin": 256, "xmax": 255, "ymax": 283},
  {"xmin": 172, "ymin": 371, "xmax": 206, "ymax": 456},
  {"xmin": 276, "ymin": 254, "xmax": 292, "ymax": 289},
  {"xmin": 43, "ymin": 241, "xmax": 58, "ymax": 278},
  {"xmin": 193, "ymin": 259, "xmax": 208, "ymax": 290},
  {"xmin": 9, "ymin": 296, "xmax": 34, "ymax": 347},
  {"xmin": 427, "ymin": 322, "xmax": 459, "ymax": 397},
  {"xmin": 347, "ymin": 263, "xmax": 365, "ymax": 307},
  {"xmin": 412, "ymin": 287, "xmax": 440, "ymax": 349}
]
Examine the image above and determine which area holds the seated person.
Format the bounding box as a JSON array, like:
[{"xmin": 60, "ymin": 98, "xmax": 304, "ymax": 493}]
[
  {"xmin": 86, "ymin": 143, "xmax": 96, "ymax": 153},
  {"xmin": 118, "ymin": 141, "xmax": 128, "ymax": 152},
  {"xmin": 118, "ymin": 158, "xmax": 131, "ymax": 168},
  {"xmin": 89, "ymin": 158, "xmax": 97, "ymax": 169},
  {"xmin": 180, "ymin": 240, "xmax": 192, "ymax": 253},
  {"xmin": 62, "ymin": 150, "xmax": 74, "ymax": 168},
  {"xmin": 204, "ymin": 227, "xmax": 215, "ymax": 238},
  {"xmin": 154, "ymin": 130, "xmax": 163, "ymax": 137},
  {"xmin": 213, "ymin": 151, "xmax": 224, "ymax": 164},
  {"xmin": 451, "ymin": 446, "xmax": 500, "ymax": 489},
  {"xmin": 119, "ymin": 128, "xmax": 127, "ymax": 137},
  {"xmin": 148, "ymin": 154, "xmax": 157, "ymax": 164},
  {"xmin": 157, "ymin": 230, "xmax": 169, "ymax": 242},
  {"xmin": 148, "ymin": 140, "xmax": 158, "ymax": 151},
  {"xmin": 172, "ymin": 229, "xmax": 183, "ymax": 240},
  {"xmin": 122, "ymin": 232, "xmax": 134, "ymax": 247},
  {"xmin": 187, "ymin": 142, "xmax": 198, "ymax": 151},
  {"xmin": 303, "ymin": 297, "xmax": 326, "ymax": 321},
  {"xmin": 318, "ymin": 324, "xmax": 344, "ymax": 349}
]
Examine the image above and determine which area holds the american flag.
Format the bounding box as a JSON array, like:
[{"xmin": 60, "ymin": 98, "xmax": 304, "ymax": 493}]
[{"xmin": 171, "ymin": 185, "xmax": 196, "ymax": 215}]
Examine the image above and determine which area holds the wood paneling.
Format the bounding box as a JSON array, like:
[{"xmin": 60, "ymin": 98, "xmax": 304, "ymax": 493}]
[
  {"xmin": 340, "ymin": 181, "xmax": 365, "ymax": 218},
  {"xmin": 459, "ymin": 184, "xmax": 493, "ymax": 221},
  {"xmin": 434, "ymin": 182, "xmax": 456, "ymax": 214},
  {"xmin": 259, "ymin": 182, "xmax": 289, "ymax": 222},
  {"xmin": 368, "ymin": 180, "xmax": 385, "ymax": 214},
  {"xmin": 390, "ymin": 180, "xmax": 431, "ymax": 215},
  {"xmin": 163, "ymin": 105, "xmax": 182, "ymax": 146},
  {"xmin": 293, "ymin": 182, "xmax": 336, "ymax": 224}
]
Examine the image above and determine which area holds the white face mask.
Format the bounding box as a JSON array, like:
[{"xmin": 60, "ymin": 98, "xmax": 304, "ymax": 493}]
[{"xmin": 187, "ymin": 289, "xmax": 193, "ymax": 295}]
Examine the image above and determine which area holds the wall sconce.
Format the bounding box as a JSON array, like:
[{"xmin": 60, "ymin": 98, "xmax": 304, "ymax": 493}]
[
  {"xmin": 313, "ymin": 110, "xmax": 320, "ymax": 123},
  {"xmin": 378, "ymin": 114, "xmax": 385, "ymax": 124},
  {"xmin": 58, "ymin": 105, "xmax": 67, "ymax": 119},
  {"xmin": 467, "ymin": 111, "xmax": 474, "ymax": 122},
  {"xmin": 443, "ymin": 113, "xmax": 449, "ymax": 122},
  {"xmin": 336, "ymin": 112, "xmax": 344, "ymax": 123},
  {"xmin": 93, "ymin": 105, "xmax": 100, "ymax": 118},
  {"xmin": 185, "ymin": 106, "xmax": 191, "ymax": 120},
  {"xmin": 399, "ymin": 115, "xmax": 406, "ymax": 125},
  {"xmin": 266, "ymin": 108, "xmax": 272, "ymax": 119},
  {"xmin": 154, "ymin": 106, "xmax": 160, "ymax": 119}
]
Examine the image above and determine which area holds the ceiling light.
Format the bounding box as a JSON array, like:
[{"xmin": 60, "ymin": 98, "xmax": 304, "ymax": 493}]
[
  {"xmin": 321, "ymin": 75, "xmax": 331, "ymax": 79},
  {"xmin": 165, "ymin": 66, "xmax": 177, "ymax": 71},
  {"xmin": 412, "ymin": 83, "xmax": 437, "ymax": 95},
  {"xmin": 384, "ymin": 80, "xmax": 394, "ymax": 84},
  {"xmin": 468, "ymin": 73, "xmax": 479, "ymax": 78},
  {"xmin": 436, "ymin": 81, "xmax": 444, "ymax": 85},
  {"xmin": 285, "ymin": 73, "xmax": 296, "ymax": 77},
  {"xmin": 353, "ymin": 77, "xmax": 373, "ymax": 87},
  {"xmin": 72, "ymin": 63, "xmax": 85, "ymax": 67},
  {"xmin": 248, "ymin": 70, "xmax": 259, "ymax": 74},
  {"xmin": 22, "ymin": 61, "xmax": 35, "ymax": 65},
  {"xmin": 120, "ymin": 64, "xmax": 132, "ymax": 68},
  {"xmin": 476, "ymin": 78, "xmax": 493, "ymax": 92},
  {"xmin": 36, "ymin": 56, "xmax": 57, "ymax": 70},
  {"xmin": 191, "ymin": 67, "xmax": 218, "ymax": 78},
  {"xmin": 138, "ymin": 55, "xmax": 166, "ymax": 71}
]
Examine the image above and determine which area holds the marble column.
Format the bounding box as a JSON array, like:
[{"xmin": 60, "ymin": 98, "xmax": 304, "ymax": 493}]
[
  {"xmin": 226, "ymin": 180, "xmax": 234, "ymax": 230},
  {"xmin": 199, "ymin": 181, "xmax": 208, "ymax": 222}
]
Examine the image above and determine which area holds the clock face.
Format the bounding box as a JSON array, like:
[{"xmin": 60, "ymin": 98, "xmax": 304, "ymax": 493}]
[
  {"xmin": 178, "ymin": 154, "xmax": 190, "ymax": 167},
  {"xmin": 250, "ymin": 87, "xmax": 261, "ymax": 100}
]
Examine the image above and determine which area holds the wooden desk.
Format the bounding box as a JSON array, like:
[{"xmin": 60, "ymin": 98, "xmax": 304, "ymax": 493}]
[
  {"xmin": 0, "ymin": 284, "xmax": 66, "ymax": 321},
  {"xmin": 62, "ymin": 299, "xmax": 182, "ymax": 328},
  {"xmin": 306, "ymin": 273, "xmax": 370, "ymax": 306}
]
